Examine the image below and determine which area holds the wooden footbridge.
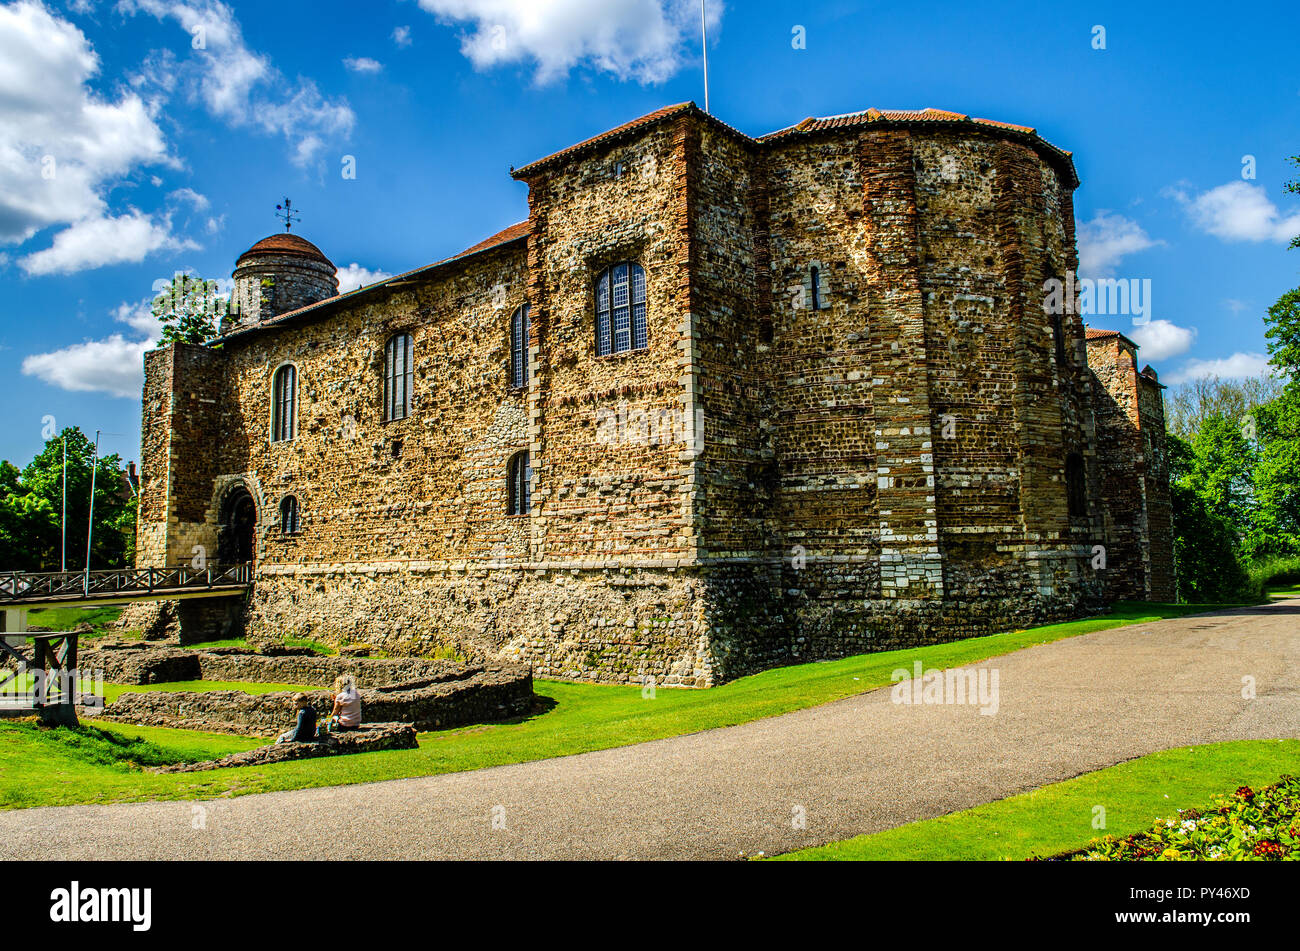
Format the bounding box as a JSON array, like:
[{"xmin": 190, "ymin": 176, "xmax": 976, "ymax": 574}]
[
  {"xmin": 0, "ymin": 563, "xmax": 252, "ymax": 636},
  {"xmin": 0, "ymin": 564, "xmax": 252, "ymax": 724}
]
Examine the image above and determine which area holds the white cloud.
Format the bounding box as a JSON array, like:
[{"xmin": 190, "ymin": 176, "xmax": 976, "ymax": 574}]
[
  {"xmin": 1127, "ymin": 319, "xmax": 1196, "ymax": 361},
  {"xmin": 0, "ymin": 1, "xmax": 170, "ymax": 247},
  {"xmin": 21, "ymin": 298, "xmax": 159, "ymax": 398},
  {"xmin": 1076, "ymin": 211, "xmax": 1162, "ymax": 278},
  {"xmin": 167, "ymin": 187, "xmax": 209, "ymax": 210},
  {"xmin": 344, "ymin": 56, "xmax": 383, "ymax": 73},
  {"xmin": 120, "ymin": 0, "xmax": 355, "ymax": 165},
  {"xmin": 1170, "ymin": 180, "xmax": 1300, "ymax": 243},
  {"xmin": 336, "ymin": 263, "xmax": 393, "ymax": 293},
  {"xmin": 416, "ymin": 0, "xmax": 723, "ymax": 84},
  {"xmin": 1166, "ymin": 352, "xmax": 1273, "ymax": 384},
  {"xmin": 392, "ymin": 25, "xmax": 412, "ymax": 47},
  {"xmin": 19, "ymin": 210, "xmax": 196, "ymax": 276}
]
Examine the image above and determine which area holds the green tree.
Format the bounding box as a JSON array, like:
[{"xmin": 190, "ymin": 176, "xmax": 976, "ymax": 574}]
[
  {"xmin": 1164, "ymin": 374, "xmax": 1283, "ymax": 439},
  {"xmin": 1243, "ymin": 155, "xmax": 1300, "ymax": 558},
  {"xmin": 1264, "ymin": 288, "xmax": 1300, "ymax": 380},
  {"xmin": 1287, "ymin": 155, "xmax": 1300, "ymax": 252},
  {"xmin": 0, "ymin": 428, "xmax": 136, "ymax": 572},
  {"xmin": 1186, "ymin": 413, "xmax": 1257, "ymax": 533},
  {"xmin": 1244, "ymin": 380, "xmax": 1300, "ymax": 559},
  {"xmin": 1167, "ymin": 434, "xmax": 1254, "ymax": 601},
  {"xmin": 153, "ymin": 272, "xmax": 226, "ymax": 345}
]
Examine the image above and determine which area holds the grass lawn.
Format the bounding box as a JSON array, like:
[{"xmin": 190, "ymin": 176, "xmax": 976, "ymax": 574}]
[
  {"xmin": 4, "ymin": 675, "xmax": 314, "ymax": 704},
  {"xmin": 0, "ymin": 599, "xmax": 1249, "ymax": 810},
  {"xmin": 771, "ymin": 739, "xmax": 1300, "ymax": 860},
  {"xmin": 25, "ymin": 605, "xmax": 129, "ymax": 639},
  {"xmin": 100, "ymin": 680, "xmax": 316, "ymax": 702},
  {"xmin": 181, "ymin": 635, "xmax": 336, "ymax": 655},
  {"xmin": 1269, "ymin": 582, "xmax": 1300, "ymax": 601}
]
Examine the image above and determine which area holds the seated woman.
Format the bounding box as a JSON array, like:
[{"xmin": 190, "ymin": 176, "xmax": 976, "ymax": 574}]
[
  {"xmin": 326, "ymin": 675, "xmax": 362, "ymax": 732},
  {"xmin": 274, "ymin": 693, "xmax": 318, "ymax": 744}
]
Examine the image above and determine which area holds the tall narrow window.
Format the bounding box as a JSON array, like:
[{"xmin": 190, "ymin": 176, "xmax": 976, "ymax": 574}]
[
  {"xmin": 595, "ymin": 263, "xmax": 647, "ymax": 355},
  {"xmin": 1065, "ymin": 453, "xmax": 1087, "ymax": 519},
  {"xmin": 271, "ymin": 364, "xmax": 297, "ymax": 442},
  {"xmin": 1051, "ymin": 311, "xmax": 1067, "ymax": 368},
  {"xmin": 507, "ymin": 451, "xmax": 530, "ymax": 516},
  {"xmin": 279, "ymin": 495, "xmax": 300, "ymax": 535},
  {"xmin": 384, "ymin": 333, "xmax": 414, "ymax": 421},
  {"xmin": 510, "ymin": 304, "xmax": 530, "ymax": 388},
  {"xmin": 811, "ymin": 266, "xmax": 822, "ymax": 311}
]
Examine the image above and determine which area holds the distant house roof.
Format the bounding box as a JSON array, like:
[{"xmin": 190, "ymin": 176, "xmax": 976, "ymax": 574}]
[{"xmin": 236, "ymin": 233, "xmax": 334, "ymax": 268}]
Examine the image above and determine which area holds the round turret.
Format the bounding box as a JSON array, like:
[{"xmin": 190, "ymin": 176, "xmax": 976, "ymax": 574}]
[{"xmin": 225, "ymin": 233, "xmax": 338, "ymax": 333}]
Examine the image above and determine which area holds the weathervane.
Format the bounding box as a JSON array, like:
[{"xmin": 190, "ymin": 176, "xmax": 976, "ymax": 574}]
[{"xmin": 275, "ymin": 197, "xmax": 301, "ymax": 231}]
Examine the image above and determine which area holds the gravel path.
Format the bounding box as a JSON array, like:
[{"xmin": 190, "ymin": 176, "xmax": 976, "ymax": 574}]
[{"xmin": 3, "ymin": 599, "xmax": 1297, "ymax": 860}]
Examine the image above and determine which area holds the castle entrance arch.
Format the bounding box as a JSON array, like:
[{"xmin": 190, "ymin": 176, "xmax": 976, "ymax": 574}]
[{"xmin": 218, "ymin": 486, "xmax": 257, "ymax": 566}]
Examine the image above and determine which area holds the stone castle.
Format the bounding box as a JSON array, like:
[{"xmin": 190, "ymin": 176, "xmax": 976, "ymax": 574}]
[{"xmin": 136, "ymin": 103, "xmax": 1175, "ymax": 686}]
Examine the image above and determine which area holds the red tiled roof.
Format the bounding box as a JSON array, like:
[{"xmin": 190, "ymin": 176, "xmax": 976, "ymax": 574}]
[
  {"xmin": 237, "ymin": 233, "xmax": 334, "ymax": 267},
  {"xmin": 513, "ymin": 102, "xmax": 1077, "ymax": 186},
  {"xmin": 761, "ymin": 107, "xmax": 1076, "ymax": 185},
  {"xmin": 454, "ymin": 220, "xmax": 531, "ymax": 258},
  {"xmin": 219, "ymin": 103, "xmax": 1080, "ymax": 342},
  {"xmin": 1085, "ymin": 326, "xmax": 1143, "ymax": 351},
  {"xmin": 512, "ymin": 103, "xmax": 694, "ymax": 178},
  {"xmin": 217, "ymin": 221, "xmax": 530, "ymax": 342}
]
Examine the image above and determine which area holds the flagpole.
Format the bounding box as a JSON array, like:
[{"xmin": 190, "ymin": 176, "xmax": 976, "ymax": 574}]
[
  {"xmin": 83, "ymin": 430, "xmax": 100, "ymax": 596},
  {"xmin": 700, "ymin": 0, "xmax": 710, "ymax": 114},
  {"xmin": 61, "ymin": 435, "xmax": 67, "ymax": 573}
]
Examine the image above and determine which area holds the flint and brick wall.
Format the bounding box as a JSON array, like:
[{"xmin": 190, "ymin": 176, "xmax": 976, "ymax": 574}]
[{"xmin": 135, "ymin": 106, "xmax": 1174, "ymax": 685}]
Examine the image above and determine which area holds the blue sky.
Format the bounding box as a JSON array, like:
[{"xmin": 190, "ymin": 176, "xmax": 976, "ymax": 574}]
[{"xmin": 1, "ymin": 0, "xmax": 1297, "ymax": 466}]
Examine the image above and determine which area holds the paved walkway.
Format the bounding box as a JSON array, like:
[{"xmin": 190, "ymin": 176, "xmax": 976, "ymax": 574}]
[{"xmin": 3, "ymin": 599, "xmax": 1297, "ymax": 860}]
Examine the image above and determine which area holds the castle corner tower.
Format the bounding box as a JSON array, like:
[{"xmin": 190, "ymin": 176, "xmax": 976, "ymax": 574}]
[{"xmin": 223, "ymin": 233, "xmax": 339, "ymax": 334}]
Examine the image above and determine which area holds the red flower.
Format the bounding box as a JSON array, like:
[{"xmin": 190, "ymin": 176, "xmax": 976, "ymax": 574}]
[
  {"xmin": 1252, "ymin": 840, "xmax": 1284, "ymax": 858},
  {"xmin": 1236, "ymin": 786, "xmax": 1255, "ymax": 800}
]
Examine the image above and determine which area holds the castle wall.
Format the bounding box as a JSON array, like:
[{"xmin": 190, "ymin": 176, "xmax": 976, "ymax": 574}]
[
  {"xmin": 1088, "ymin": 336, "xmax": 1151, "ymax": 600},
  {"xmin": 1138, "ymin": 374, "xmax": 1176, "ymax": 600},
  {"xmin": 134, "ymin": 107, "xmax": 1169, "ymax": 686},
  {"xmin": 762, "ymin": 131, "xmax": 880, "ymax": 663},
  {"xmin": 136, "ymin": 343, "xmax": 226, "ymax": 569}
]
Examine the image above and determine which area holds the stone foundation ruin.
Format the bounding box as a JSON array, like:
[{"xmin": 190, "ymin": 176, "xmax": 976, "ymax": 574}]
[{"xmin": 83, "ymin": 642, "xmax": 533, "ymax": 736}]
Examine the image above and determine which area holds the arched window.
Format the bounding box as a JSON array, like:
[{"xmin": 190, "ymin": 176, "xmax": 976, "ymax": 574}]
[
  {"xmin": 1065, "ymin": 453, "xmax": 1087, "ymax": 519},
  {"xmin": 595, "ymin": 263, "xmax": 647, "ymax": 356},
  {"xmin": 384, "ymin": 333, "xmax": 414, "ymax": 422},
  {"xmin": 507, "ymin": 451, "xmax": 530, "ymax": 516},
  {"xmin": 279, "ymin": 495, "xmax": 300, "ymax": 535},
  {"xmin": 811, "ymin": 266, "xmax": 822, "ymax": 311},
  {"xmin": 271, "ymin": 364, "xmax": 297, "ymax": 442},
  {"xmin": 510, "ymin": 304, "xmax": 530, "ymax": 389}
]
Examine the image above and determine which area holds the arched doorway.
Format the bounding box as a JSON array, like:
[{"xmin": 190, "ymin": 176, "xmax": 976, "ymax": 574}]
[{"xmin": 218, "ymin": 486, "xmax": 257, "ymax": 566}]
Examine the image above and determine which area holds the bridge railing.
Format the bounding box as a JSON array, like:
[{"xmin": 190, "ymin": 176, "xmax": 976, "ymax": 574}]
[{"xmin": 0, "ymin": 563, "xmax": 252, "ymax": 603}]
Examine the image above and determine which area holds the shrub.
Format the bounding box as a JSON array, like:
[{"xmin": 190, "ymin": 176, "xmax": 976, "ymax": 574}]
[
  {"xmin": 1071, "ymin": 776, "xmax": 1300, "ymax": 861},
  {"xmin": 1249, "ymin": 554, "xmax": 1300, "ymax": 593}
]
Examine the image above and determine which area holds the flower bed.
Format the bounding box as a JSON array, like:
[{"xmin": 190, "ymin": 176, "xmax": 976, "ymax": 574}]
[{"xmin": 1064, "ymin": 776, "xmax": 1299, "ymax": 861}]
